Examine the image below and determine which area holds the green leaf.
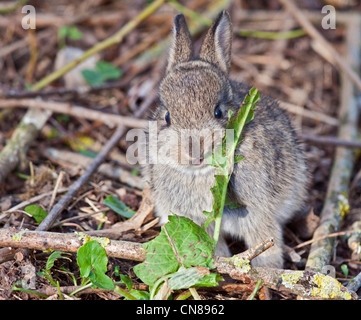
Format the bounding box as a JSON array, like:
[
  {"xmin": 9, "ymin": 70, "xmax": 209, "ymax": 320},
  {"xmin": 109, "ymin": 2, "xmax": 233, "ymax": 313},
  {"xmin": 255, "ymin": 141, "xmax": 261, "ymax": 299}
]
[
  {"xmin": 58, "ymin": 26, "xmax": 83, "ymax": 40},
  {"xmin": 203, "ymin": 87, "xmax": 259, "ymax": 241},
  {"xmin": 77, "ymin": 240, "xmax": 108, "ymax": 278},
  {"xmin": 119, "ymin": 274, "xmax": 133, "ymax": 291},
  {"xmin": 129, "ymin": 289, "xmax": 150, "ymax": 300},
  {"xmin": 89, "ymin": 269, "xmax": 114, "ymax": 290},
  {"xmin": 81, "ymin": 61, "xmax": 122, "ymax": 87},
  {"xmin": 45, "ymin": 251, "xmax": 71, "ymax": 272},
  {"xmin": 95, "ymin": 61, "xmax": 122, "ymax": 80},
  {"xmin": 81, "ymin": 69, "xmax": 104, "ymax": 87},
  {"xmin": 66, "ymin": 26, "xmax": 83, "ymax": 40},
  {"xmin": 103, "ymin": 195, "xmax": 135, "ymax": 218},
  {"xmin": 133, "ymin": 216, "xmax": 215, "ymax": 286},
  {"xmin": 341, "ymin": 264, "xmax": 349, "ymax": 278},
  {"xmin": 24, "ymin": 205, "xmax": 48, "ymax": 224},
  {"xmin": 167, "ymin": 267, "xmax": 223, "ymax": 290},
  {"xmin": 77, "ymin": 240, "xmax": 114, "ymax": 290}
]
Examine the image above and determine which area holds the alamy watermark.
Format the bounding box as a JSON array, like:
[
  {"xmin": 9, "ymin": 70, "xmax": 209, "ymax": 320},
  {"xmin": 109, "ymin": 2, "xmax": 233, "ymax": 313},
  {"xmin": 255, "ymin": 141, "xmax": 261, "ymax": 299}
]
[
  {"xmin": 21, "ymin": 5, "xmax": 36, "ymax": 30},
  {"xmin": 321, "ymin": 5, "xmax": 336, "ymax": 30},
  {"xmin": 125, "ymin": 122, "xmax": 234, "ymax": 169}
]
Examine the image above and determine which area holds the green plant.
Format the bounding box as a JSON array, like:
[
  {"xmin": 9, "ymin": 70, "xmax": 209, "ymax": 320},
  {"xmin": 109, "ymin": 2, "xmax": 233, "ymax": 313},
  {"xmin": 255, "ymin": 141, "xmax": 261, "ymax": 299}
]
[
  {"xmin": 77, "ymin": 240, "xmax": 114, "ymax": 290},
  {"xmin": 204, "ymin": 87, "xmax": 259, "ymax": 245},
  {"xmin": 37, "ymin": 251, "xmax": 72, "ymax": 287},
  {"xmin": 58, "ymin": 25, "xmax": 83, "ymax": 48},
  {"xmin": 81, "ymin": 61, "xmax": 122, "ymax": 87},
  {"xmin": 24, "ymin": 204, "xmax": 48, "ymax": 224}
]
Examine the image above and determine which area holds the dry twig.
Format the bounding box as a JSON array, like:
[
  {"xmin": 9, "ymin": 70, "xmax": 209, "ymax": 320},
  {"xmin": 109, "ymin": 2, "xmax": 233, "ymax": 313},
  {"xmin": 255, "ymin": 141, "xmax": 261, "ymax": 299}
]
[
  {"xmin": 0, "ymin": 228, "xmax": 356, "ymax": 300},
  {"xmin": 0, "ymin": 99, "xmax": 148, "ymax": 129},
  {"xmin": 305, "ymin": 16, "xmax": 361, "ymax": 272}
]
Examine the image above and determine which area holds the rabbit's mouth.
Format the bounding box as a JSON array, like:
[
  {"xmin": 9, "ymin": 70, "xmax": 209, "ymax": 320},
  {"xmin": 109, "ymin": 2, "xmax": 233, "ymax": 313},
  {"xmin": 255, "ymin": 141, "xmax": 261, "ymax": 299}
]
[
  {"xmin": 191, "ymin": 158, "xmax": 204, "ymax": 166},
  {"xmin": 178, "ymin": 161, "xmax": 213, "ymax": 176}
]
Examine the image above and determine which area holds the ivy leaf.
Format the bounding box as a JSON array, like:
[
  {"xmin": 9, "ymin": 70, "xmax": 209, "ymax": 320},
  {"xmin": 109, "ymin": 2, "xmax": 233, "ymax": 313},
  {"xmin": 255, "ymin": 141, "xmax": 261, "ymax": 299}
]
[{"xmin": 133, "ymin": 216, "xmax": 215, "ymax": 286}]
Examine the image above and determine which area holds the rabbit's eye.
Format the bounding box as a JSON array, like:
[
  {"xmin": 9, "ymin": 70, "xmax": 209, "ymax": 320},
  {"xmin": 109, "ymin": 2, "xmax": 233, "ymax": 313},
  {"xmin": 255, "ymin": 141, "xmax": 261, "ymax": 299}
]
[
  {"xmin": 165, "ymin": 111, "xmax": 171, "ymax": 125},
  {"xmin": 214, "ymin": 105, "xmax": 223, "ymax": 119}
]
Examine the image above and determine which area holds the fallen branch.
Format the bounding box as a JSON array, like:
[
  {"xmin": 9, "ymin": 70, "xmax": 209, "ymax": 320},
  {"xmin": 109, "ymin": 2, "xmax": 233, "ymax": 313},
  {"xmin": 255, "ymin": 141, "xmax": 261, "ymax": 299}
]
[
  {"xmin": 300, "ymin": 133, "xmax": 361, "ymax": 149},
  {"xmin": 278, "ymin": 101, "xmax": 339, "ymax": 126},
  {"xmin": 0, "ymin": 228, "xmax": 356, "ymax": 300},
  {"xmin": 0, "ymin": 108, "xmax": 51, "ymax": 183},
  {"xmin": 0, "ymin": 99, "xmax": 148, "ymax": 129},
  {"xmin": 347, "ymin": 271, "xmax": 361, "ymax": 293},
  {"xmin": 305, "ymin": 16, "xmax": 361, "ymax": 272}
]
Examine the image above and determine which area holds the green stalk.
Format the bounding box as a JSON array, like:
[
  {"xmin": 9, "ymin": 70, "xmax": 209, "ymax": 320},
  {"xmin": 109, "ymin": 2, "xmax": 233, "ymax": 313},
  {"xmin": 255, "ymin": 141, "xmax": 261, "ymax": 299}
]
[
  {"xmin": 204, "ymin": 88, "xmax": 260, "ymax": 249},
  {"xmin": 114, "ymin": 285, "xmax": 138, "ymax": 300},
  {"xmin": 247, "ymin": 279, "xmax": 262, "ymax": 300},
  {"xmin": 238, "ymin": 28, "xmax": 305, "ymax": 39},
  {"xmin": 0, "ymin": 0, "xmax": 30, "ymax": 14}
]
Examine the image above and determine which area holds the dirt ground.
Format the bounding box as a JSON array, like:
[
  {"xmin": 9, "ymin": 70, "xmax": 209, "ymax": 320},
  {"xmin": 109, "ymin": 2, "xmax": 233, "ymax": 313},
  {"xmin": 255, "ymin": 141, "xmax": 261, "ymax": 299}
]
[{"xmin": 0, "ymin": 0, "xmax": 361, "ymax": 300}]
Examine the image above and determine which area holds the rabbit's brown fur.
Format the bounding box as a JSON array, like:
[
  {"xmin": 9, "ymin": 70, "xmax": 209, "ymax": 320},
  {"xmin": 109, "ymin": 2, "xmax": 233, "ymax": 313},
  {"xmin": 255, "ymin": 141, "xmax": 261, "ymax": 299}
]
[{"xmin": 142, "ymin": 11, "xmax": 308, "ymax": 268}]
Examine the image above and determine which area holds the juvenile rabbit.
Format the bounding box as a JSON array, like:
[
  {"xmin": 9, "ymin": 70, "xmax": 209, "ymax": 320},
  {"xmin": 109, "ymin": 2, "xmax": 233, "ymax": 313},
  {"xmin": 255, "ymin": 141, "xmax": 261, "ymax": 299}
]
[{"xmin": 142, "ymin": 11, "xmax": 308, "ymax": 268}]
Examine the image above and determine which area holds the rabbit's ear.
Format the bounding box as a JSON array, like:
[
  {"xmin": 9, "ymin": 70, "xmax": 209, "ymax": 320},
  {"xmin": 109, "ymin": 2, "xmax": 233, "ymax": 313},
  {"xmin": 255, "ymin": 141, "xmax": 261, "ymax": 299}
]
[
  {"xmin": 166, "ymin": 14, "xmax": 193, "ymax": 73},
  {"xmin": 199, "ymin": 11, "xmax": 232, "ymax": 74}
]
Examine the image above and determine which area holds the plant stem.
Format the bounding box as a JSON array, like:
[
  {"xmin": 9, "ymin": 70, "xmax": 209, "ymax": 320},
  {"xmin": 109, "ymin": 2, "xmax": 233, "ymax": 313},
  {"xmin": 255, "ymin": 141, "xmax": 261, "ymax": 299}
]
[
  {"xmin": 247, "ymin": 279, "xmax": 262, "ymax": 300},
  {"xmin": 208, "ymin": 88, "xmax": 259, "ymax": 249},
  {"xmin": 114, "ymin": 285, "xmax": 138, "ymax": 300},
  {"xmin": 0, "ymin": 0, "xmax": 30, "ymax": 14},
  {"xmin": 238, "ymin": 28, "xmax": 305, "ymax": 39},
  {"xmin": 189, "ymin": 287, "xmax": 201, "ymax": 300},
  {"xmin": 69, "ymin": 282, "xmax": 92, "ymax": 296}
]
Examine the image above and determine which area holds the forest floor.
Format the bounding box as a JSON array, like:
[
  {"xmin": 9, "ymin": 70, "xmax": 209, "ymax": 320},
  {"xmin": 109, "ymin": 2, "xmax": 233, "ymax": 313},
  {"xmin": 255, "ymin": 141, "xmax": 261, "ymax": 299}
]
[{"xmin": 0, "ymin": 0, "xmax": 361, "ymax": 300}]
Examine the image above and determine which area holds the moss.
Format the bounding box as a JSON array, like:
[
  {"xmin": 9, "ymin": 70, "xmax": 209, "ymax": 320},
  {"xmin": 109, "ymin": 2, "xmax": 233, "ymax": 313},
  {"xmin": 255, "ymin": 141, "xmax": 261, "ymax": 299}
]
[
  {"xmin": 311, "ymin": 274, "xmax": 352, "ymax": 300},
  {"xmin": 75, "ymin": 232, "xmax": 110, "ymax": 248},
  {"xmin": 337, "ymin": 192, "xmax": 350, "ymax": 219},
  {"xmin": 12, "ymin": 229, "xmax": 27, "ymax": 241},
  {"xmin": 232, "ymin": 257, "xmax": 251, "ymax": 273},
  {"xmin": 281, "ymin": 271, "xmax": 303, "ymax": 289}
]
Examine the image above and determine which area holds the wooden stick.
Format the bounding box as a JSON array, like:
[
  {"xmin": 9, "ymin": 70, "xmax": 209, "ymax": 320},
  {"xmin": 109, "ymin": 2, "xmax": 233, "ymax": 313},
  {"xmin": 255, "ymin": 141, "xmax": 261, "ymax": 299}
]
[
  {"xmin": 0, "ymin": 108, "xmax": 52, "ymax": 184},
  {"xmin": 347, "ymin": 271, "xmax": 361, "ymax": 293},
  {"xmin": 300, "ymin": 133, "xmax": 361, "ymax": 149},
  {"xmin": 279, "ymin": 101, "xmax": 339, "ymax": 126},
  {"xmin": 305, "ymin": 16, "xmax": 361, "ymax": 272},
  {"xmin": 0, "ymin": 99, "xmax": 148, "ymax": 129},
  {"xmin": 0, "ymin": 228, "xmax": 356, "ymax": 300}
]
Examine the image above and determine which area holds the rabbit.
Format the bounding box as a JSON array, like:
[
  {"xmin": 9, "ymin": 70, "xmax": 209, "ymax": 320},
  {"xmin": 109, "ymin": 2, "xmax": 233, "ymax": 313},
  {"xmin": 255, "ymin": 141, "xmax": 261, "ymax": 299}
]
[{"xmin": 141, "ymin": 11, "xmax": 308, "ymax": 268}]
